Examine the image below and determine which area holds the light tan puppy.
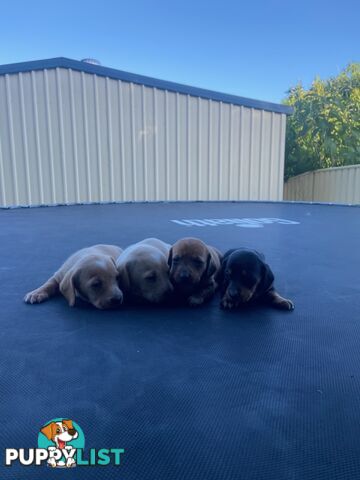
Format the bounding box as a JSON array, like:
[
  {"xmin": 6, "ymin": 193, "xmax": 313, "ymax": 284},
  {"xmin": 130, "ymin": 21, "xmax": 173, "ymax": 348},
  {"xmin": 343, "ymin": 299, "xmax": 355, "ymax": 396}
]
[
  {"xmin": 116, "ymin": 238, "xmax": 173, "ymax": 304},
  {"xmin": 168, "ymin": 237, "xmax": 222, "ymax": 306},
  {"xmin": 24, "ymin": 244, "xmax": 123, "ymax": 309}
]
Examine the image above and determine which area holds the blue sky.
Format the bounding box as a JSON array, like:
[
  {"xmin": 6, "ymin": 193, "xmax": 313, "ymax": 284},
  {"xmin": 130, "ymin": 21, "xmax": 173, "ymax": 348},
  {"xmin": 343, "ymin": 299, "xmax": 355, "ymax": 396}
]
[{"xmin": 0, "ymin": 0, "xmax": 358, "ymax": 103}]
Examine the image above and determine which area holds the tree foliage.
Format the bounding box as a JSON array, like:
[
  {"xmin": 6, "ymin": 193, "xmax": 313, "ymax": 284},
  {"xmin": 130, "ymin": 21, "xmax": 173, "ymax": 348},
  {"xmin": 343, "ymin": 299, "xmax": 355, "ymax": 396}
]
[{"xmin": 283, "ymin": 63, "xmax": 360, "ymax": 180}]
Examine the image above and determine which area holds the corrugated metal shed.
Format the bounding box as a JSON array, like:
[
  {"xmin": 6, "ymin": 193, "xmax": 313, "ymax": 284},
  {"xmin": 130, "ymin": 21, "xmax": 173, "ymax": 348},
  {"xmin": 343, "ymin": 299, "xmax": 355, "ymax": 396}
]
[{"xmin": 0, "ymin": 58, "xmax": 292, "ymax": 207}]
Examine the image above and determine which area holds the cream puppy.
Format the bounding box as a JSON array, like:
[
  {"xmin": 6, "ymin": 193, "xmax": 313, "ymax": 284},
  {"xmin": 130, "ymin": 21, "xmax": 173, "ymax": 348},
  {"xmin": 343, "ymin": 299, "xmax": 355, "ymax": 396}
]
[
  {"xmin": 116, "ymin": 238, "xmax": 173, "ymax": 304},
  {"xmin": 24, "ymin": 244, "xmax": 123, "ymax": 309}
]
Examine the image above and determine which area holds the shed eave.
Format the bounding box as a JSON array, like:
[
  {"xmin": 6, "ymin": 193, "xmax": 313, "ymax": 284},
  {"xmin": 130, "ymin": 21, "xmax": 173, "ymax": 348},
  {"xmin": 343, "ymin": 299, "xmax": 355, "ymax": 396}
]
[{"xmin": 0, "ymin": 57, "xmax": 293, "ymax": 115}]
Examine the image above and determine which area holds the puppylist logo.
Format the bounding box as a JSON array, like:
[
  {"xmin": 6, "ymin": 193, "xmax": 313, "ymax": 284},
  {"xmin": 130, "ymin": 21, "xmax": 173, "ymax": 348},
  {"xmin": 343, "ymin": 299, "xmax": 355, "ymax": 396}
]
[{"xmin": 5, "ymin": 418, "xmax": 124, "ymax": 468}]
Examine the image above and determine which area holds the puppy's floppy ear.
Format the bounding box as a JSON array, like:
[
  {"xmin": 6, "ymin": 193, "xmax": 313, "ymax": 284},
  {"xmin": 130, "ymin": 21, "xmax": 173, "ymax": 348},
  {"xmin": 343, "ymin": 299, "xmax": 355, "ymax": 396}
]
[
  {"xmin": 167, "ymin": 247, "xmax": 173, "ymax": 269},
  {"xmin": 254, "ymin": 250, "xmax": 266, "ymax": 262},
  {"xmin": 59, "ymin": 267, "xmax": 79, "ymax": 307},
  {"xmin": 259, "ymin": 262, "xmax": 274, "ymax": 293},
  {"xmin": 218, "ymin": 255, "xmax": 229, "ymax": 284},
  {"xmin": 222, "ymin": 249, "xmax": 236, "ymax": 264},
  {"xmin": 117, "ymin": 262, "xmax": 131, "ymax": 291},
  {"xmin": 206, "ymin": 253, "xmax": 217, "ymax": 277},
  {"xmin": 202, "ymin": 251, "xmax": 217, "ymax": 281},
  {"xmin": 62, "ymin": 419, "xmax": 74, "ymax": 430},
  {"xmin": 40, "ymin": 422, "xmax": 55, "ymax": 440}
]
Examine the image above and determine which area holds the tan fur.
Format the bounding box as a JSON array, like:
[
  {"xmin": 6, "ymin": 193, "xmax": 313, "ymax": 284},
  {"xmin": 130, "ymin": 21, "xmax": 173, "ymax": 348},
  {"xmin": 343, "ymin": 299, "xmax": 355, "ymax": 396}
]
[
  {"xmin": 116, "ymin": 238, "xmax": 173, "ymax": 304},
  {"xmin": 168, "ymin": 237, "xmax": 222, "ymax": 306},
  {"xmin": 24, "ymin": 245, "xmax": 123, "ymax": 309},
  {"xmin": 40, "ymin": 422, "xmax": 57, "ymax": 441},
  {"xmin": 220, "ymin": 285, "xmax": 259, "ymax": 310},
  {"xmin": 265, "ymin": 289, "xmax": 295, "ymax": 310},
  {"xmin": 62, "ymin": 419, "xmax": 74, "ymax": 431}
]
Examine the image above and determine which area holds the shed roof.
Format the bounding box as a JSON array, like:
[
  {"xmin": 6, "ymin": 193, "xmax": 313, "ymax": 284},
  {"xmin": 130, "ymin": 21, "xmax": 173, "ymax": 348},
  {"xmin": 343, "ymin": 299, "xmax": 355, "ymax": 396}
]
[{"xmin": 0, "ymin": 57, "xmax": 292, "ymax": 115}]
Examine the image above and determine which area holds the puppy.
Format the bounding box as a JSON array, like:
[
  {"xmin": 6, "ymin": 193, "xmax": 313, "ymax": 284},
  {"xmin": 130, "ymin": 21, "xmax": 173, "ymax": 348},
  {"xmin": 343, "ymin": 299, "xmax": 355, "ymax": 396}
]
[
  {"xmin": 220, "ymin": 248, "xmax": 294, "ymax": 311},
  {"xmin": 168, "ymin": 237, "xmax": 222, "ymax": 306},
  {"xmin": 24, "ymin": 244, "xmax": 123, "ymax": 309},
  {"xmin": 116, "ymin": 238, "xmax": 173, "ymax": 304},
  {"xmin": 40, "ymin": 419, "xmax": 78, "ymax": 468}
]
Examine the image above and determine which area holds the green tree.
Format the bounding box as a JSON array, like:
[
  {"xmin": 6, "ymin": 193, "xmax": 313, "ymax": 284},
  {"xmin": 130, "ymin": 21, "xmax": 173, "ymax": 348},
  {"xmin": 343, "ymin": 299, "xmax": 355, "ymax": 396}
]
[{"xmin": 284, "ymin": 63, "xmax": 360, "ymax": 180}]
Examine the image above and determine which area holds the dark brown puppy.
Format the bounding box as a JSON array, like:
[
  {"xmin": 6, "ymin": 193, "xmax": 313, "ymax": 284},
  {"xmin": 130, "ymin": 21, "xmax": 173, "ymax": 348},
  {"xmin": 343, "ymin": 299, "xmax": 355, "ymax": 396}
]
[
  {"xmin": 168, "ymin": 237, "xmax": 222, "ymax": 306},
  {"xmin": 220, "ymin": 248, "xmax": 294, "ymax": 311},
  {"xmin": 24, "ymin": 244, "xmax": 124, "ymax": 309}
]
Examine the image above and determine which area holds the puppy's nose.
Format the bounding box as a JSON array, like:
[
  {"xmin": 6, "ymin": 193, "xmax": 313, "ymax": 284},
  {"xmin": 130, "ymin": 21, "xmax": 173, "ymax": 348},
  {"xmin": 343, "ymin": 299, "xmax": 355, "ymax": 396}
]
[
  {"xmin": 110, "ymin": 293, "xmax": 123, "ymax": 306},
  {"xmin": 179, "ymin": 270, "xmax": 190, "ymax": 281},
  {"xmin": 228, "ymin": 288, "xmax": 238, "ymax": 299},
  {"xmin": 68, "ymin": 428, "xmax": 76, "ymax": 436}
]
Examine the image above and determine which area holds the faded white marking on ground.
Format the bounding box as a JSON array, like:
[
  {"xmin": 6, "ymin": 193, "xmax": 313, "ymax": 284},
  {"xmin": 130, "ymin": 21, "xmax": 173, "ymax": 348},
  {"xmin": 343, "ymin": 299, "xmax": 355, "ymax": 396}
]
[{"xmin": 171, "ymin": 218, "xmax": 300, "ymax": 228}]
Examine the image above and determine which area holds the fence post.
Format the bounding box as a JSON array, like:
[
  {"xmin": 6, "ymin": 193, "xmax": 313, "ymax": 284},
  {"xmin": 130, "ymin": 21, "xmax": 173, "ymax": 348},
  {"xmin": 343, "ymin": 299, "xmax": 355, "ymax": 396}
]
[{"xmin": 311, "ymin": 171, "xmax": 315, "ymax": 201}]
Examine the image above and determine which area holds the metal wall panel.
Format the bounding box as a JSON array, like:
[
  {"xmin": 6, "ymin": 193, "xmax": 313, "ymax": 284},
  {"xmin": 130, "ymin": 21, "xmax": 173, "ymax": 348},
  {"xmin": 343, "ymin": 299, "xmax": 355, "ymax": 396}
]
[
  {"xmin": 0, "ymin": 68, "xmax": 287, "ymax": 206},
  {"xmin": 284, "ymin": 165, "xmax": 360, "ymax": 204}
]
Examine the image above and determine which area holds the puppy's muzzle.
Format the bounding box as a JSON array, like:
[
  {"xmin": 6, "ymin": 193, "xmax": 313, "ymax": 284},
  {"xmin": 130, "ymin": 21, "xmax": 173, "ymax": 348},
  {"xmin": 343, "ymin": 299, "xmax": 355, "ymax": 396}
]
[
  {"xmin": 109, "ymin": 292, "xmax": 124, "ymax": 307},
  {"xmin": 227, "ymin": 287, "xmax": 238, "ymax": 299},
  {"xmin": 100, "ymin": 292, "xmax": 123, "ymax": 309},
  {"xmin": 165, "ymin": 281, "xmax": 174, "ymax": 294},
  {"xmin": 173, "ymin": 269, "xmax": 196, "ymax": 289},
  {"xmin": 238, "ymin": 288, "xmax": 254, "ymax": 303},
  {"xmin": 226, "ymin": 285, "xmax": 253, "ymax": 303},
  {"xmin": 178, "ymin": 270, "xmax": 191, "ymax": 282}
]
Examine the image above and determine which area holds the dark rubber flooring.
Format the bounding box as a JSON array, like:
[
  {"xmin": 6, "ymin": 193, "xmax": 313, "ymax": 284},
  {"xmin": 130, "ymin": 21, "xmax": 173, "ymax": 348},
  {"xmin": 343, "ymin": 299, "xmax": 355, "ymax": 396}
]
[{"xmin": 1, "ymin": 201, "xmax": 360, "ymax": 479}]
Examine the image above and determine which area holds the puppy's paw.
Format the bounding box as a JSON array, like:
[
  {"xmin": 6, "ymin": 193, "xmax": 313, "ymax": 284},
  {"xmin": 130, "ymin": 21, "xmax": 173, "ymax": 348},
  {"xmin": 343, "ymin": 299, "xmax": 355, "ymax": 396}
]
[
  {"xmin": 284, "ymin": 299, "xmax": 295, "ymax": 311},
  {"xmin": 47, "ymin": 457, "xmax": 57, "ymax": 468},
  {"xmin": 220, "ymin": 296, "xmax": 237, "ymax": 310},
  {"xmin": 66, "ymin": 457, "xmax": 76, "ymax": 468},
  {"xmin": 277, "ymin": 298, "xmax": 295, "ymax": 311},
  {"xmin": 188, "ymin": 295, "xmax": 204, "ymax": 307},
  {"xmin": 24, "ymin": 290, "xmax": 49, "ymax": 304}
]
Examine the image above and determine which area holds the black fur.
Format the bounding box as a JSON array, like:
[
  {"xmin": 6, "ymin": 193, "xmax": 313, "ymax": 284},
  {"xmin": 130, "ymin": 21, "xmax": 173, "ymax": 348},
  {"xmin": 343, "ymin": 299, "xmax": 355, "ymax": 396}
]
[
  {"xmin": 220, "ymin": 248, "xmax": 274, "ymax": 302},
  {"xmin": 219, "ymin": 248, "xmax": 294, "ymax": 311}
]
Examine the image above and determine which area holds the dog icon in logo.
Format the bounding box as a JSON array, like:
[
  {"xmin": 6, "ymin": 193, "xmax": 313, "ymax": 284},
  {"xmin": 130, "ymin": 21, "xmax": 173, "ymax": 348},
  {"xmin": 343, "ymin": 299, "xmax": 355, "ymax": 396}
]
[{"xmin": 40, "ymin": 419, "xmax": 78, "ymax": 467}]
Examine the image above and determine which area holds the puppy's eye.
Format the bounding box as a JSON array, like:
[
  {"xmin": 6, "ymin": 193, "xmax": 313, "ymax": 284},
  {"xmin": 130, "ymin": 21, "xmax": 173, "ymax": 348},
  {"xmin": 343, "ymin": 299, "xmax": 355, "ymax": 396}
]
[
  {"xmin": 91, "ymin": 280, "xmax": 102, "ymax": 289},
  {"xmin": 56, "ymin": 428, "xmax": 61, "ymax": 434},
  {"xmin": 145, "ymin": 273, "xmax": 156, "ymax": 282},
  {"xmin": 193, "ymin": 258, "xmax": 204, "ymax": 267},
  {"xmin": 63, "ymin": 426, "xmax": 67, "ymax": 431}
]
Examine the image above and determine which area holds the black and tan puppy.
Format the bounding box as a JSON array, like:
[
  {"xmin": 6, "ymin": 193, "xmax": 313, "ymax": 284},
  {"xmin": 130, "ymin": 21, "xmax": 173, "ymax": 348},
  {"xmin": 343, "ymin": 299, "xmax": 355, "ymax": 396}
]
[
  {"xmin": 24, "ymin": 244, "xmax": 124, "ymax": 309},
  {"xmin": 220, "ymin": 248, "xmax": 294, "ymax": 311},
  {"xmin": 168, "ymin": 237, "xmax": 222, "ymax": 306}
]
